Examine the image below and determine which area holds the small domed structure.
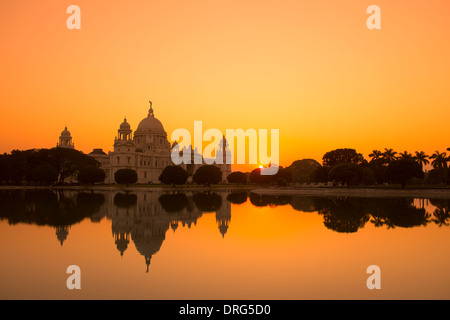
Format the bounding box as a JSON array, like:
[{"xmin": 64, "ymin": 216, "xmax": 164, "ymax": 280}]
[
  {"xmin": 120, "ymin": 118, "xmax": 131, "ymax": 130},
  {"xmin": 61, "ymin": 127, "xmax": 71, "ymax": 136},
  {"xmin": 57, "ymin": 126, "xmax": 74, "ymax": 149}
]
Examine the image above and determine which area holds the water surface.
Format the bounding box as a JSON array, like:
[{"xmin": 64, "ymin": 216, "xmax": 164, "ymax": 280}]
[{"xmin": 0, "ymin": 189, "xmax": 449, "ymax": 299}]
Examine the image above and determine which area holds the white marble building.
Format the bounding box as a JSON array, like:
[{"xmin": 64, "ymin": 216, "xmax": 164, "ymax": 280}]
[{"xmin": 89, "ymin": 102, "xmax": 231, "ymax": 184}]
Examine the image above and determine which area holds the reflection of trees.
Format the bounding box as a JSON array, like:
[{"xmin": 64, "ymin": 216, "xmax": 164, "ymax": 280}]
[
  {"xmin": 249, "ymin": 193, "xmax": 292, "ymax": 207},
  {"xmin": 226, "ymin": 192, "xmax": 248, "ymax": 205},
  {"xmin": 429, "ymin": 199, "xmax": 450, "ymax": 227},
  {"xmin": 193, "ymin": 192, "xmax": 222, "ymax": 212},
  {"xmin": 113, "ymin": 193, "xmax": 137, "ymax": 208},
  {"xmin": 0, "ymin": 190, "xmax": 106, "ymax": 245},
  {"xmin": 368, "ymin": 198, "xmax": 431, "ymax": 228},
  {"xmin": 0, "ymin": 190, "xmax": 105, "ymax": 227},
  {"xmin": 314, "ymin": 198, "xmax": 371, "ymax": 233},
  {"xmin": 158, "ymin": 193, "xmax": 188, "ymax": 213},
  {"xmin": 289, "ymin": 196, "xmax": 319, "ymax": 212},
  {"xmin": 245, "ymin": 194, "xmax": 443, "ymax": 232}
]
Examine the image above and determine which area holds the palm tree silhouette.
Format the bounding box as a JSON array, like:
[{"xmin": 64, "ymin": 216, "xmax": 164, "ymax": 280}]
[
  {"xmin": 369, "ymin": 150, "xmax": 383, "ymax": 161},
  {"xmin": 382, "ymin": 148, "xmax": 397, "ymax": 163},
  {"xmin": 398, "ymin": 151, "xmax": 413, "ymax": 160},
  {"xmin": 430, "ymin": 151, "xmax": 448, "ymax": 169},
  {"xmin": 414, "ymin": 151, "xmax": 429, "ymax": 169}
]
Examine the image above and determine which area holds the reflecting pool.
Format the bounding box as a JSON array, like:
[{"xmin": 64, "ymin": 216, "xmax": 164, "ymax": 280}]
[{"xmin": 1, "ymin": 189, "xmax": 449, "ymax": 299}]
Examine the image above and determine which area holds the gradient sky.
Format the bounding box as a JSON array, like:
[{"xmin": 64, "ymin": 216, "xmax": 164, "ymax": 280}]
[{"xmin": 1, "ymin": 0, "xmax": 449, "ymax": 171}]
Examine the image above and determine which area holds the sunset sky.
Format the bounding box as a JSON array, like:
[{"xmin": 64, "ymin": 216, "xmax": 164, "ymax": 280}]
[{"xmin": 1, "ymin": 0, "xmax": 449, "ymax": 172}]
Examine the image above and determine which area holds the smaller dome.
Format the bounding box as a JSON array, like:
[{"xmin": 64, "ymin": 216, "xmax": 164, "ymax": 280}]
[
  {"xmin": 172, "ymin": 140, "xmax": 178, "ymax": 148},
  {"xmin": 120, "ymin": 118, "xmax": 131, "ymax": 130},
  {"xmin": 61, "ymin": 127, "xmax": 71, "ymax": 136}
]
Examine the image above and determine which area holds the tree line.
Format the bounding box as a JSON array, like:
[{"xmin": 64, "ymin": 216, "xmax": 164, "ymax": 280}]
[
  {"xmin": 309, "ymin": 147, "xmax": 450, "ymax": 187},
  {"xmin": 1, "ymin": 147, "xmax": 449, "ymax": 188},
  {"xmin": 0, "ymin": 148, "xmax": 103, "ymax": 185}
]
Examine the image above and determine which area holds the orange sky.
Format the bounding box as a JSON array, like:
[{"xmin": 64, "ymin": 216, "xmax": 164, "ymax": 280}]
[{"xmin": 1, "ymin": 0, "xmax": 449, "ymax": 172}]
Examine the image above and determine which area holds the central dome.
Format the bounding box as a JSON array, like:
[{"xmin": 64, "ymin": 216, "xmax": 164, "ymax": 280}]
[
  {"xmin": 137, "ymin": 116, "xmax": 164, "ymax": 132},
  {"xmin": 136, "ymin": 103, "xmax": 165, "ymax": 132}
]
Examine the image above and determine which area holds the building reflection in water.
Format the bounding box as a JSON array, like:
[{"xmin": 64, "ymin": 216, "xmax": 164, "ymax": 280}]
[
  {"xmin": 108, "ymin": 191, "xmax": 232, "ymax": 272},
  {"xmin": 1, "ymin": 189, "xmax": 449, "ymax": 273}
]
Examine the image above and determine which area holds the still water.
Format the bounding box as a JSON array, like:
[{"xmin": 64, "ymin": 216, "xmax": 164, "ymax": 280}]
[{"xmin": 0, "ymin": 189, "xmax": 449, "ymax": 299}]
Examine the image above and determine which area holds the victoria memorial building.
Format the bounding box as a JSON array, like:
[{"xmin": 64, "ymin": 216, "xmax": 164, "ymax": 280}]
[{"xmin": 57, "ymin": 102, "xmax": 232, "ymax": 184}]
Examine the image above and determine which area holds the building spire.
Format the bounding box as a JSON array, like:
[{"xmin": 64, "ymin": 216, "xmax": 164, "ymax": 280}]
[{"xmin": 148, "ymin": 100, "xmax": 154, "ymax": 117}]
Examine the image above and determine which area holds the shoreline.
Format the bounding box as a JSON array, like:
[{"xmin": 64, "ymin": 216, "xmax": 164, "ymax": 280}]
[
  {"xmin": 0, "ymin": 184, "xmax": 256, "ymax": 192},
  {"xmin": 2, "ymin": 185, "xmax": 450, "ymax": 198},
  {"xmin": 251, "ymin": 186, "xmax": 450, "ymax": 198}
]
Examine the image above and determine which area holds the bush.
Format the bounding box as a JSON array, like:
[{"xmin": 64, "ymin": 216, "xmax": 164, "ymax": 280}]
[
  {"xmin": 311, "ymin": 166, "xmax": 329, "ymax": 183},
  {"xmin": 193, "ymin": 165, "xmax": 222, "ymax": 186},
  {"xmin": 249, "ymin": 168, "xmax": 273, "ymax": 185},
  {"xmin": 159, "ymin": 165, "xmax": 189, "ymax": 186},
  {"xmin": 426, "ymin": 168, "xmax": 448, "ymax": 185},
  {"xmin": 32, "ymin": 163, "xmax": 59, "ymax": 185},
  {"xmin": 384, "ymin": 159, "xmax": 424, "ymax": 188},
  {"xmin": 77, "ymin": 166, "xmax": 105, "ymax": 185},
  {"xmin": 227, "ymin": 171, "xmax": 247, "ymax": 184},
  {"xmin": 114, "ymin": 169, "xmax": 138, "ymax": 186},
  {"xmin": 328, "ymin": 163, "xmax": 363, "ymax": 186}
]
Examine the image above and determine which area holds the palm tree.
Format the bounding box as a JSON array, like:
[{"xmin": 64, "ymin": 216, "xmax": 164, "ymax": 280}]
[
  {"xmin": 382, "ymin": 148, "xmax": 397, "ymax": 163},
  {"xmin": 369, "ymin": 150, "xmax": 383, "ymax": 161},
  {"xmin": 414, "ymin": 151, "xmax": 429, "ymax": 169},
  {"xmin": 430, "ymin": 151, "xmax": 448, "ymax": 169},
  {"xmin": 398, "ymin": 151, "xmax": 413, "ymax": 160}
]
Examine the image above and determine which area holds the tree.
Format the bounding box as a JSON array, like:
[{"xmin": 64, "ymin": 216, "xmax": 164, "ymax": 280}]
[
  {"xmin": 274, "ymin": 168, "xmax": 293, "ymax": 186},
  {"xmin": 226, "ymin": 171, "xmax": 247, "ymax": 184},
  {"xmin": 311, "ymin": 166, "xmax": 329, "ymax": 183},
  {"xmin": 430, "ymin": 151, "xmax": 448, "ymax": 169},
  {"xmin": 369, "ymin": 150, "xmax": 383, "ymax": 161},
  {"xmin": 32, "ymin": 163, "xmax": 59, "ymax": 185},
  {"xmin": 114, "ymin": 169, "xmax": 138, "ymax": 186},
  {"xmin": 414, "ymin": 151, "xmax": 429, "ymax": 169},
  {"xmin": 77, "ymin": 166, "xmax": 106, "ymax": 185},
  {"xmin": 159, "ymin": 165, "xmax": 188, "ymax": 186},
  {"xmin": 249, "ymin": 168, "xmax": 273, "ymax": 185},
  {"xmin": 0, "ymin": 154, "xmax": 4, "ymax": 185},
  {"xmin": 285, "ymin": 159, "xmax": 321, "ymax": 183},
  {"xmin": 322, "ymin": 148, "xmax": 367, "ymax": 167},
  {"xmin": 426, "ymin": 168, "xmax": 447, "ymax": 185},
  {"xmin": 192, "ymin": 165, "xmax": 222, "ymax": 186},
  {"xmin": 49, "ymin": 147, "xmax": 100, "ymax": 183},
  {"xmin": 398, "ymin": 151, "xmax": 413, "ymax": 160},
  {"xmin": 384, "ymin": 159, "xmax": 424, "ymax": 188},
  {"xmin": 328, "ymin": 162, "xmax": 364, "ymax": 186},
  {"xmin": 382, "ymin": 148, "xmax": 398, "ymax": 163},
  {"xmin": 368, "ymin": 158, "xmax": 388, "ymax": 184}
]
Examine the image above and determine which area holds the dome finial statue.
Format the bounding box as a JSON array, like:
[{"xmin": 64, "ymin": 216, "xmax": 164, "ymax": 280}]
[{"xmin": 148, "ymin": 100, "xmax": 154, "ymax": 117}]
